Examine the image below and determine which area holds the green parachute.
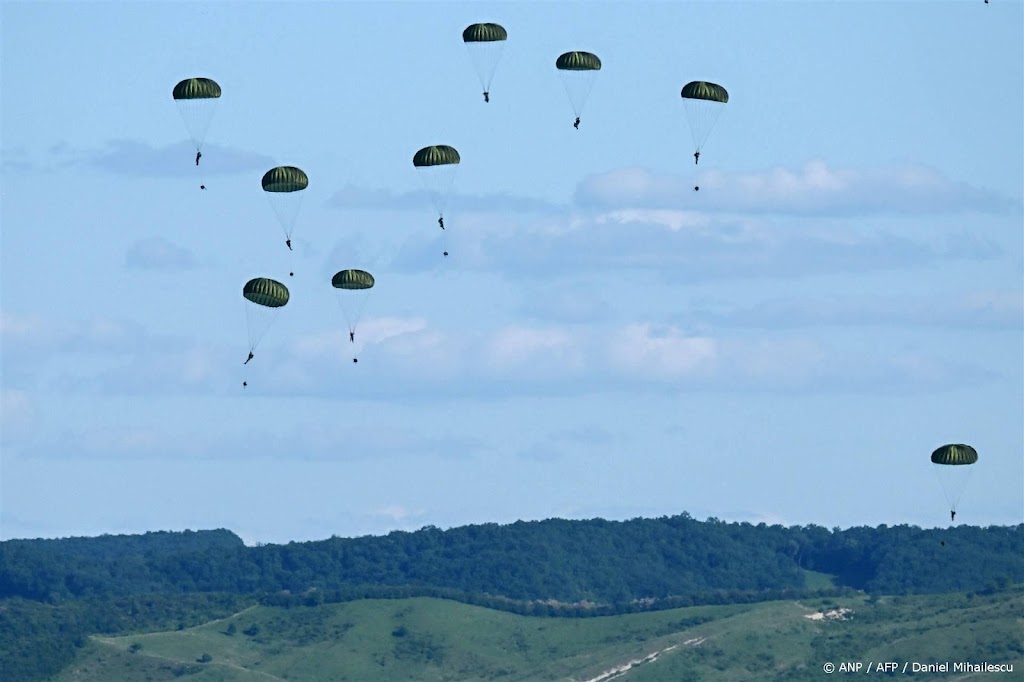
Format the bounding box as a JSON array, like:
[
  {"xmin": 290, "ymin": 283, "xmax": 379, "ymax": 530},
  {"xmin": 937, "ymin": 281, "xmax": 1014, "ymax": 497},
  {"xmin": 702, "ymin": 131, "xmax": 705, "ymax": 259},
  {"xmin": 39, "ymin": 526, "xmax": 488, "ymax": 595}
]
[
  {"xmin": 556, "ymin": 51, "xmax": 601, "ymax": 122},
  {"xmin": 680, "ymin": 81, "xmax": 728, "ymax": 157},
  {"xmin": 463, "ymin": 23, "xmax": 508, "ymax": 102},
  {"xmin": 413, "ymin": 145, "xmax": 460, "ymax": 254},
  {"xmin": 262, "ymin": 166, "xmax": 309, "ymax": 248},
  {"xmin": 242, "ymin": 277, "xmax": 289, "ymax": 355},
  {"xmin": 172, "ymin": 77, "xmax": 221, "ymax": 157},
  {"xmin": 332, "ymin": 269, "xmax": 375, "ymax": 360},
  {"xmin": 930, "ymin": 444, "xmax": 978, "ymax": 519}
]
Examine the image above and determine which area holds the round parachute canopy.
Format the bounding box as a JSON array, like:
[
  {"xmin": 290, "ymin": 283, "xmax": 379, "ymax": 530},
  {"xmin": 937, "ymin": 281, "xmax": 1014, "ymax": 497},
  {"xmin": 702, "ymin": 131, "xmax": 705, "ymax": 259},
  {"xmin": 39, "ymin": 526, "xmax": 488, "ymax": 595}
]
[
  {"xmin": 243, "ymin": 277, "xmax": 290, "ymax": 308},
  {"xmin": 172, "ymin": 77, "xmax": 221, "ymax": 153},
  {"xmin": 930, "ymin": 443, "xmax": 978, "ymax": 515},
  {"xmin": 463, "ymin": 23, "xmax": 507, "ymax": 42},
  {"xmin": 172, "ymin": 77, "xmax": 222, "ymax": 100},
  {"xmin": 681, "ymin": 81, "xmax": 729, "ymax": 103},
  {"xmin": 261, "ymin": 166, "xmax": 308, "ymax": 240},
  {"xmin": 242, "ymin": 277, "xmax": 289, "ymax": 353},
  {"xmin": 931, "ymin": 444, "xmax": 979, "ymax": 465},
  {"xmin": 332, "ymin": 269, "xmax": 375, "ymax": 290},
  {"xmin": 332, "ymin": 270, "xmax": 375, "ymax": 339},
  {"xmin": 556, "ymin": 51, "xmax": 602, "ymax": 71},
  {"xmin": 680, "ymin": 80, "xmax": 728, "ymax": 154},
  {"xmin": 262, "ymin": 166, "xmax": 309, "ymax": 193},
  {"xmin": 556, "ymin": 52, "xmax": 601, "ymax": 118},
  {"xmin": 413, "ymin": 145, "xmax": 461, "ymax": 167},
  {"xmin": 463, "ymin": 23, "xmax": 507, "ymax": 96}
]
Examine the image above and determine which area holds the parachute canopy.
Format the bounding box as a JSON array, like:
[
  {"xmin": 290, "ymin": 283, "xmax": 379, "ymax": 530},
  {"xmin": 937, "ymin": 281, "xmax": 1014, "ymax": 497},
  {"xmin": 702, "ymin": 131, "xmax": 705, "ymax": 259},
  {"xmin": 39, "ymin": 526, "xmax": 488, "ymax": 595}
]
[
  {"xmin": 242, "ymin": 277, "xmax": 289, "ymax": 353},
  {"xmin": 463, "ymin": 23, "xmax": 508, "ymax": 97},
  {"xmin": 332, "ymin": 269, "xmax": 375, "ymax": 290},
  {"xmin": 172, "ymin": 78, "xmax": 222, "ymax": 100},
  {"xmin": 930, "ymin": 443, "xmax": 978, "ymax": 516},
  {"xmin": 172, "ymin": 78, "xmax": 221, "ymax": 154},
  {"xmin": 931, "ymin": 444, "xmax": 979, "ymax": 466},
  {"xmin": 680, "ymin": 80, "xmax": 728, "ymax": 154},
  {"xmin": 556, "ymin": 51, "xmax": 602, "ymax": 71},
  {"xmin": 556, "ymin": 52, "xmax": 601, "ymax": 118},
  {"xmin": 680, "ymin": 81, "xmax": 729, "ymax": 103},
  {"xmin": 413, "ymin": 146, "xmax": 461, "ymax": 230},
  {"xmin": 262, "ymin": 166, "xmax": 308, "ymax": 241},
  {"xmin": 332, "ymin": 269, "xmax": 375, "ymax": 342},
  {"xmin": 243, "ymin": 277, "xmax": 290, "ymax": 308},
  {"xmin": 463, "ymin": 23, "xmax": 507, "ymax": 42},
  {"xmin": 413, "ymin": 145, "xmax": 461, "ymax": 167},
  {"xmin": 262, "ymin": 166, "xmax": 309, "ymax": 193}
]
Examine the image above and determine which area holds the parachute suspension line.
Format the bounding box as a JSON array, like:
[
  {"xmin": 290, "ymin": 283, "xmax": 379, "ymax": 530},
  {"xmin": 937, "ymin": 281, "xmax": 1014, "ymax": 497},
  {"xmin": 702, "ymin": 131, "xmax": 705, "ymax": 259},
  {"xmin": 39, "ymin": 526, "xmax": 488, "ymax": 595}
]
[
  {"xmin": 931, "ymin": 464, "xmax": 976, "ymax": 514},
  {"xmin": 335, "ymin": 288, "xmax": 374, "ymax": 337},
  {"xmin": 244, "ymin": 300, "xmax": 286, "ymax": 352}
]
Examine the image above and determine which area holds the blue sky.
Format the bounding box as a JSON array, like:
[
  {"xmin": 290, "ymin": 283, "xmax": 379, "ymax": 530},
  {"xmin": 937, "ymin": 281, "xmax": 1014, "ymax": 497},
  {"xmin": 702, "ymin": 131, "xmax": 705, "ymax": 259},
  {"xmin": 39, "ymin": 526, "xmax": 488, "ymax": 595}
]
[{"xmin": 2, "ymin": 1, "xmax": 1021, "ymax": 544}]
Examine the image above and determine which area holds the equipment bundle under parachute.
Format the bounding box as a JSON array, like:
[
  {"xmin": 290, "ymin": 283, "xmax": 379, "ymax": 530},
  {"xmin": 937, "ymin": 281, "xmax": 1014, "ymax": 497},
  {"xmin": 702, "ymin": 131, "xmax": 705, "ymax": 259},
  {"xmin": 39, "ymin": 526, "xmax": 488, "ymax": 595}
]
[
  {"xmin": 172, "ymin": 77, "xmax": 221, "ymax": 160},
  {"xmin": 463, "ymin": 23, "xmax": 508, "ymax": 102},
  {"xmin": 930, "ymin": 443, "xmax": 978, "ymax": 520}
]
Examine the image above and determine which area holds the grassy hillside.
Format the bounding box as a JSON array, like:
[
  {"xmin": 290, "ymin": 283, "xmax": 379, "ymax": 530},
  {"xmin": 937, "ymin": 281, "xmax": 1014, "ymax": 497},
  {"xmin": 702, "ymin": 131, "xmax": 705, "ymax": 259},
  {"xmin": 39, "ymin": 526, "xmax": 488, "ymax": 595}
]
[{"xmin": 53, "ymin": 588, "xmax": 1023, "ymax": 681}]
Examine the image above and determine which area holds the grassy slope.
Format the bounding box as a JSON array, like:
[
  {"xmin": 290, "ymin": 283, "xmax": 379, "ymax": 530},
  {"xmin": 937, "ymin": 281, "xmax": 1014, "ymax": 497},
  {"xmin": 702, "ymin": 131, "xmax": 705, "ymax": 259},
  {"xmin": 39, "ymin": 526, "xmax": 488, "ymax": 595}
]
[{"xmin": 53, "ymin": 590, "xmax": 1023, "ymax": 682}]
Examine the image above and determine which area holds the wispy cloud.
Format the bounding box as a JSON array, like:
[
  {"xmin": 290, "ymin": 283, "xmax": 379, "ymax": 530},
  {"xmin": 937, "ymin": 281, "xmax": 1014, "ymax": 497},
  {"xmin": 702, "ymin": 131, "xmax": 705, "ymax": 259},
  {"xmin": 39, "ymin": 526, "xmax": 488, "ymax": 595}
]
[
  {"xmin": 448, "ymin": 211, "xmax": 1001, "ymax": 283},
  {"xmin": 574, "ymin": 162, "xmax": 1021, "ymax": 216},
  {"xmin": 47, "ymin": 139, "xmax": 274, "ymax": 177},
  {"xmin": 686, "ymin": 290, "xmax": 1024, "ymax": 330},
  {"xmin": 329, "ymin": 184, "xmax": 563, "ymax": 214},
  {"xmin": 124, "ymin": 236, "xmax": 200, "ymax": 271},
  {"xmin": 5, "ymin": 312, "xmax": 1002, "ymax": 403}
]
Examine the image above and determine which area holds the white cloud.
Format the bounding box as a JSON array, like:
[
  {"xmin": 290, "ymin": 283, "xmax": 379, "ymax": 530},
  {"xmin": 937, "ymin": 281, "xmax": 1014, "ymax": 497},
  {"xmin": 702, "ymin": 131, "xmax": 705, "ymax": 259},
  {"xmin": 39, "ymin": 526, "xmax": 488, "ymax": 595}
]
[
  {"xmin": 484, "ymin": 326, "xmax": 584, "ymax": 372},
  {"xmin": 690, "ymin": 290, "xmax": 1024, "ymax": 330},
  {"xmin": 607, "ymin": 324, "xmax": 718, "ymax": 379},
  {"xmin": 125, "ymin": 237, "xmax": 199, "ymax": 271},
  {"xmin": 574, "ymin": 162, "xmax": 1020, "ymax": 216},
  {"xmin": 0, "ymin": 389, "xmax": 34, "ymax": 444}
]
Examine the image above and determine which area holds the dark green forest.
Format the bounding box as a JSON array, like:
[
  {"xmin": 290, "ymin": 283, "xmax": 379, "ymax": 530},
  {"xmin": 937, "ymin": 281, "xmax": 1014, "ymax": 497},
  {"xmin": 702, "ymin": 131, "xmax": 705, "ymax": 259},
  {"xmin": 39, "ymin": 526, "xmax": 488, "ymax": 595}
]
[{"xmin": 2, "ymin": 516, "xmax": 1022, "ymax": 681}]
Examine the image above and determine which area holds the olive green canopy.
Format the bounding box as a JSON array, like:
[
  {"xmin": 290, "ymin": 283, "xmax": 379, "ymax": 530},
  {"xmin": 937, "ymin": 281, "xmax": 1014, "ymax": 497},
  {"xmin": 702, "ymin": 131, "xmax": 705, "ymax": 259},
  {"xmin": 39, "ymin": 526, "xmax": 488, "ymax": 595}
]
[
  {"xmin": 262, "ymin": 166, "xmax": 309, "ymax": 193},
  {"xmin": 413, "ymin": 145, "xmax": 461, "ymax": 167},
  {"xmin": 463, "ymin": 23, "xmax": 507, "ymax": 42},
  {"xmin": 931, "ymin": 444, "xmax": 979, "ymax": 466},
  {"xmin": 172, "ymin": 78, "xmax": 221, "ymax": 100},
  {"xmin": 556, "ymin": 51, "xmax": 601, "ymax": 71},
  {"xmin": 243, "ymin": 278, "xmax": 290, "ymax": 308},
  {"xmin": 681, "ymin": 81, "xmax": 729, "ymax": 103},
  {"xmin": 332, "ymin": 269, "xmax": 375, "ymax": 290}
]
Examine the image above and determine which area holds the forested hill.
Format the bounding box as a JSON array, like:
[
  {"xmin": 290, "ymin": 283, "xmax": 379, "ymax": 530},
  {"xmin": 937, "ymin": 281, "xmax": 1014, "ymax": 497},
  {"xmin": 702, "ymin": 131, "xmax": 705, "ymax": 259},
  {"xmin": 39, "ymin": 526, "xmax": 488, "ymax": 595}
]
[{"xmin": 3, "ymin": 516, "xmax": 1022, "ymax": 605}]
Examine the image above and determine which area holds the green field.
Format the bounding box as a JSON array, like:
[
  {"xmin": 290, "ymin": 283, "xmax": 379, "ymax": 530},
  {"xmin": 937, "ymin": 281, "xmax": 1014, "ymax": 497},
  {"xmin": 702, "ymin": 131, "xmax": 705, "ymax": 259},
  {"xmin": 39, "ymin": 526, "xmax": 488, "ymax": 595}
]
[{"xmin": 52, "ymin": 588, "xmax": 1023, "ymax": 681}]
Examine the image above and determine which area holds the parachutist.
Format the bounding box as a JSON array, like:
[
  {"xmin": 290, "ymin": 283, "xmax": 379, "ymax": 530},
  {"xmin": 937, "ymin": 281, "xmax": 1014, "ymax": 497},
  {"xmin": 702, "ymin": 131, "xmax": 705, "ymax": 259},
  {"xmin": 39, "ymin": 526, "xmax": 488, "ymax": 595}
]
[
  {"xmin": 950, "ymin": 510, "xmax": 956, "ymax": 522},
  {"xmin": 694, "ymin": 150, "xmax": 700, "ymax": 165},
  {"xmin": 243, "ymin": 381, "xmax": 247, "ymax": 388},
  {"xmin": 443, "ymin": 251, "xmax": 448, "ymax": 257},
  {"xmin": 573, "ymin": 117, "xmax": 580, "ymax": 130},
  {"xmin": 200, "ymin": 184, "xmax": 206, "ymax": 190},
  {"xmin": 483, "ymin": 91, "xmax": 490, "ymax": 103},
  {"xmin": 349, "ymin": 331, "xmax": 355, "ymax": 343},
  {"xmin": 438, "ymin": 216, "xmax": 444, "ymax": 230},
  {"xmin": 285, "ymin": 239, "xmax": 292, "ymax": 251},
  {"xmin": 244, "ymin": 351, "xmax": 254, "ymax": 365},
  {"xmin": 196, "ymin": 150, "xmax": 202, "ymax": 166},
  {"xmin": 353, "ymin": 358, "xmax": 358, "ymax": 363},
  {"xmin": 694, "ymin": 186, "xmax": 700, "ymax": 192},
  {"xmin": 289, "ymin": 272, "xmax": 294, "ymax": 277}
]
